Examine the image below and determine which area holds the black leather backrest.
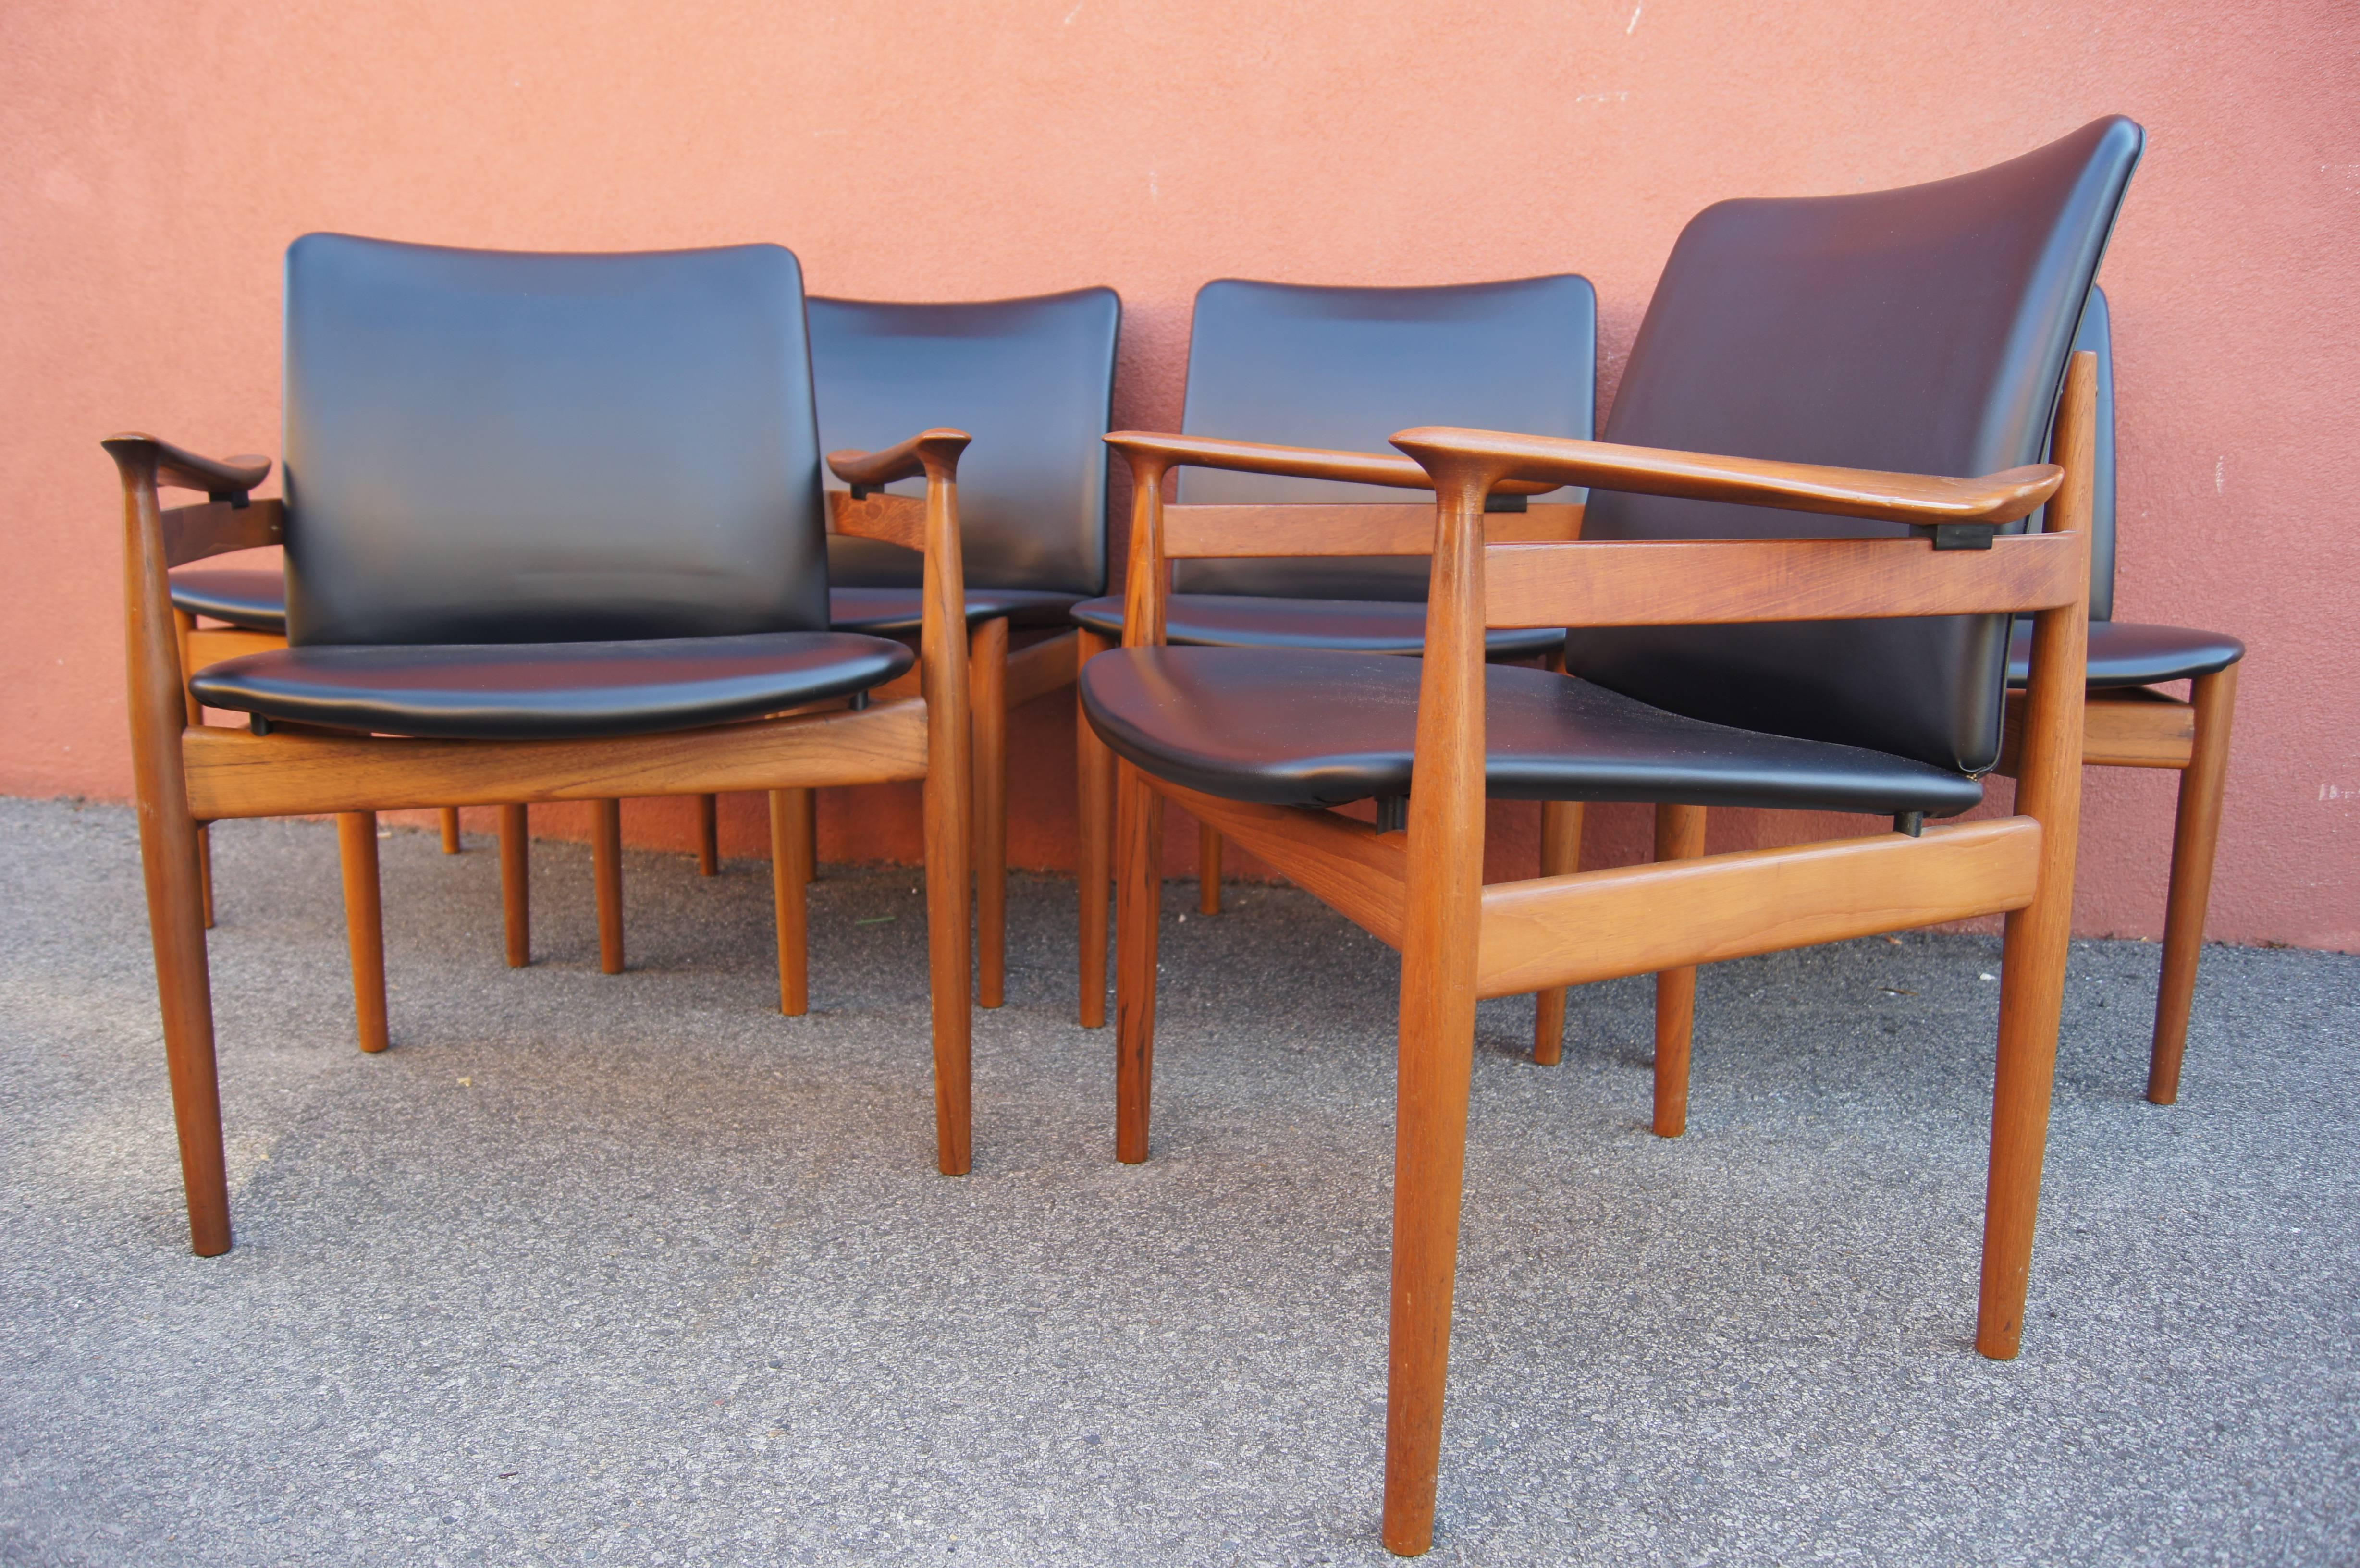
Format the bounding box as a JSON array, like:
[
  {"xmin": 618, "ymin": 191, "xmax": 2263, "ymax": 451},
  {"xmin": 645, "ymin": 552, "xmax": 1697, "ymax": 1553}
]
[
  {"xmin": 283, "ymin": 235, "xmax": 825, "ymax": 646},
  {"xmin": 811, "ymin": 289, "xmax": 1120, "ymax": 598},
  {"xmin": 2076, "ymin": 285, "xmax": 2119, "ymax": 622},
  {"xmin": 1174, "ymin": 276, "xmax": 1597, "ymax": 600},
  {"xmin": 1563, "ymin": 117, "xmax": 2142, "ymax": 773}
]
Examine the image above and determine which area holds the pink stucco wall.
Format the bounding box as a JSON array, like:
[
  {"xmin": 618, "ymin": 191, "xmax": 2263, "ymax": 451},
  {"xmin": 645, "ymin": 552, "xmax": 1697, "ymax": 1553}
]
[{"xmin": 3, "ymin": 1, "xmax": 2352, "ymax": 948}]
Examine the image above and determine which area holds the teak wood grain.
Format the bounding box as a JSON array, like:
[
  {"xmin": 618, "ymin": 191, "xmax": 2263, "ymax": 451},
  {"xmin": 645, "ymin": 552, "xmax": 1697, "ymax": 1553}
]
[
  {"xmin": 1475, "ymin": 818, "xmax": 2041, "ymax": 996},
  {"xmin": 336, "ymin": 812, "xmax": 390, "ymax": 1053},
  {"xmin": 1106, "ymin": 431, "xmax": 1554, "ymax": 495},
  {"xmin": 1484, "ymin": 530, "xmax": 2084, "ymax": 629},
  {"xmin": 2000, "ymin": 687, "xmax": 2195, "ymax": 772},
  {"xmin": 1390, "ymin": 426, "xmax": 2062, "ymax": 526},
  {"xmin": 184, "ymin": 627, "xmax": 286, "ymax": 668},
  {"xmin": 2150, "ymin": 662, "xmax": 2237, "ymax": 1102},
  {"xmin": 179, "ymin": 701, "xmax": 930, "ymax": 820},
  {"xmin": 1147, "ymin": 780, "xmax": 1409, "ymax": 949},
  {"xmin": 1975, "ymin": 352, "xmax": 2095, "ymax": 1362},
  {"xmin": 826, "ymin": 488, "xmax": 927, "ymax": 552},
  {"xmin": 1649, "ymin": 803, "xmax": 1709, "ymax": 1138},
  {"xmin": 970, "ymin": 614, "xmax": 1009, "ymax": 1009},
  {"xmin": 160, "ymin": 497, "xmax": 285, "ymax": 568},
  {"xmin": 498, "ymin": 803, "xmax": 530, "ymax": 967},
  {"xmin": 1380, "ymin": 468, "xmax": 1492, "ymax": 1556},
  {"xmin": 1161, "ymin": 502, "xmax": 1584, "ymax": 559},
  {"xmin": 1073, "ymin": 625, "xmax": 1116, "ymax": 1029},
  {"xmin": 105, "ymin": 434, "xmax": 270, "ymax": 502},
  {"xmin": 828, "ymin": 429, "xmax": 972, "ymax": 492}
]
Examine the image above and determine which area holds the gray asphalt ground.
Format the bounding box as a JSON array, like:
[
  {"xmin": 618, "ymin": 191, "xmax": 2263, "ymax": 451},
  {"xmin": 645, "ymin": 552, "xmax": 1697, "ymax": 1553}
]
[{"xmin": 0, "ymin": 796, "xmax": 2353, "ymax": 1567}]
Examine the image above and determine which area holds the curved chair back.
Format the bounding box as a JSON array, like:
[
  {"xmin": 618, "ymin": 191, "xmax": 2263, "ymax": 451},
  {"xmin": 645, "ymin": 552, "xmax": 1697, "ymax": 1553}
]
[
  {"xmin": 812, "ymin": 289, "xmax": 1121, "ymax": 597},
  {"xmin": 1564, "ymin": 117, "xmax": 2143, "ymax": 773},
  {"xmin": 1173, "ymin": 276, "xmax": 1596, "ymax": 601},
  {"xmin": 283, "ymin": 235, "xmax": 826, "ymax": 647}
]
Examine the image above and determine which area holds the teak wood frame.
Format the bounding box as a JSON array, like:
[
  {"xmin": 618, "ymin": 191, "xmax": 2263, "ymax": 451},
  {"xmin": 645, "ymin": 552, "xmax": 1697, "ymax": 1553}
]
[
  {"xmin": 1101, "ymin": 358, "xmax": 2097, "ymax": 1557},
  {"xmin": 174, "ymin": 494, "xmax": 1082, "ymax": 1001},
  {"xmin": 1998, "ymin": 669, "xmax": 2237, "ymax": 1102},
  {"xmin": 110, "ymin": 427, "xmax": 979, "ymax": 1260}
]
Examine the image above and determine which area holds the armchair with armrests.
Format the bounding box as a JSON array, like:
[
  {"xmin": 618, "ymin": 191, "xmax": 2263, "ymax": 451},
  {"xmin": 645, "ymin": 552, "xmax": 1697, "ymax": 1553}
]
[
  {"xmin": 1079, "ymin": 117, "xmax": 2141, "ymax": 1553},
  {"xmin": 174, "ymin": 288, "xmax": 1122, "ymax": 1014},
  {"xmin": 1593, "ymin": 283, "xmax": 2248, "ymax": 1132},
  {"xmin": 113, "ymin": 235, "xmax": 978, "ymax": 1258},
  {"xmin": 2003, "ymin": 284, "xmax": 2244, "ymax": 1103},
  {"xmin": 1067, "ymin": 276, "xmax": 1596, "ymax": 1025}
]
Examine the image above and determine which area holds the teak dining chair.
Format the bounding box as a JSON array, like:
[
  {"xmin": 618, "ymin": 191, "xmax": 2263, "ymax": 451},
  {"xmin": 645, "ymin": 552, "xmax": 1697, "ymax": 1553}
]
[
  {"xmin": 1080, "ymin": 117, "xmax": 2141, "ymax": 1554},
  {"xmin": 1598, "ymin": 285, "xmax": 2248, "ymax": 1126},
  {"xmin": 1068, "ymin": 276, "xmax": 1596, "ymax": 1024},
  {"xmin": 2003, "ymin": 286, "xmax": 2243, "ymax": 1103},
  {"xmin": 806, "ymin": 290, "xmax": 1121, "ymax": 1006},
  {"xmin": 181, "ymin": 290, "xmax": 1122, "ymax": 1001},
  {"xmin": 112, "ymin": 235, "xmax": 977, "ymax": 1258}
]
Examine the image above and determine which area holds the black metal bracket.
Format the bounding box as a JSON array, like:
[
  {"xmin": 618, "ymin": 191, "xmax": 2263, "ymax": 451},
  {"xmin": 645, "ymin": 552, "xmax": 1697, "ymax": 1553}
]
[
  {"xmin": 1910, "ymin": 522, "xmax": 1994, "ymax": 551},
  {"xmin": 1893, "ymin": 811, "xmax": 1924, "ymax": 837},
  {"xmin": 1482, "ymin": 492, "xmax": 1528, "ymax": 514},
  {"xmin": 249, "ymin": 714, "xmax": 274, "ymax": 737},
  {"xmin": 848, "ymin": 483, "xmax": 874, "ymax": 502},
  {"xmin": 848, "ymin": 690, "xmax": 871, "ymax": 712},
  {"xmin": 207, "ymin": 487, "xmax": 251, "ymax": 510},
  {"xmin": 1375, "ymin": 796, "xmax": 1408, "ymax": 834}
]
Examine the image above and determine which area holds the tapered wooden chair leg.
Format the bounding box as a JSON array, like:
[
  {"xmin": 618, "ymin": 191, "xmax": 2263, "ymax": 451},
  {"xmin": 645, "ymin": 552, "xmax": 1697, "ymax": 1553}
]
[
  {"xmin": 590, "ymin": 799, "xmax": 624, "ymax": 975},
  {"xmin": 769, "ymin": 788, "xmax": 813, "ymax": 1016},
  {"xmin": 803, "ymin": 795, "xmax": 818, "ymax": 883},
  {"xmin": 2149, "ymin": 662, "xmax": 2237, "ymax": 1104},
  {"xmin": 1530, "ymin": 799, "xmax": 1583, "ymax": 1064},
  {"xmin": 337, "ymin": 811, "xmax": 390, "ymax": 1054},
  {"xmin": 498, "ymin": 804, "xmax": 531, "ymax": 968},
  {"xmin": 695, "ymin": 793, "xmax": 720, "ymax": 877},
  {"xmin": 1381, "ymin": 1001, "xmax": 1480, "ymax": 1557},
  {"xmin": 1113, "ymin": 762, "xmax": 1165, "ymax": 1163},
  {"xmin": 438, "ymin": 807, "xmax": 462, "ymax": 853},
  {"xmin": 196, "ymin": 822, "xmax": 216, "ymax": 930},
  {"xmin": 1075, "ymin": 627, "xmax": 1116, "ymax": 1028},
  {"xmin": 1650, "ymin": 804, "xmax": 1708, "ymax": 1136},
  {"xmin": 922, "ymin": 755, "xmax": 974, "ymax": 1178},
  {"xmin": 1198, "ymin": 823, "xmax": 1223, "ymax": 915},
  {"xmin": 140, "ymin": 793, "xmax": 232, "ymax": 1255},
  {"xmin": 971, "ymin": 616, "xmax": 1009, "ymax": 1008},
  {"xmin": 1976, "ymin": 879, "xmax": 2076, "ymax": 1359}
]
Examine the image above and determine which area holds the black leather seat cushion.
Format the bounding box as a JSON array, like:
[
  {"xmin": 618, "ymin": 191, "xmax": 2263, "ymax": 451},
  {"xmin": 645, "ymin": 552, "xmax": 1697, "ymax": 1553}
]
[
  {"xmin": 168, "ymin": 568, "xmax": 288, "ymax": 635},
  {"xmin": 2007, "ymin": 621, "xmax": 2245, "ymax": 689},
  {"xmin": 830, "ymin": 586, "xmax": 1084, "ymax": 636},
  {"xmin": 1070, "ymin": 594, "xmax": 1564, "ymax": 659},
  {"xmin": 189, "ymin": 632, "xmax": 913, "ymax": 741},
  {"xmin": 163, "ymin": 571, "xmax": 1086, "ymax": 644},
  {"xmin": 1081, "ymin": 648, "xmax": 1983, "ymax": 815}
]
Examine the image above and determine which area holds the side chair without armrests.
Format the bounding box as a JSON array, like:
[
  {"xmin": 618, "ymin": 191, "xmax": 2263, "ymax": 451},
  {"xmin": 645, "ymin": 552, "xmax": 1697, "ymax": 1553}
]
[
  {"xmin": 1068, "ymin": 276, "xmax": 1596, "ymax": 1025},
  {"xmin": 1080, "ymin": 117, "xmax": 2141, "ymax": 1554},
  {"xmin": 114, "ymin": 235, "xmax": 977, "ymax": 1258}
]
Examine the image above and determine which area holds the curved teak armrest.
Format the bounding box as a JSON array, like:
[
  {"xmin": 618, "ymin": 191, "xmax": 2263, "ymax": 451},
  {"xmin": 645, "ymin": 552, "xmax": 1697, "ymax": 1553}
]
[
  {"xmin": 828, "ymin": 429, "xmax": 971, "ymax": 494},
  {"xmin": 1389, "ymin": 427, "xmax": 2061, "ymax": 528},
  {"xmin": 1105, "ymin": 431, "xmax": 1556, "ymax": 495},
  {"xmin": 103, "ymin": 433, "xmax": 271, "ymax": 502}
]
